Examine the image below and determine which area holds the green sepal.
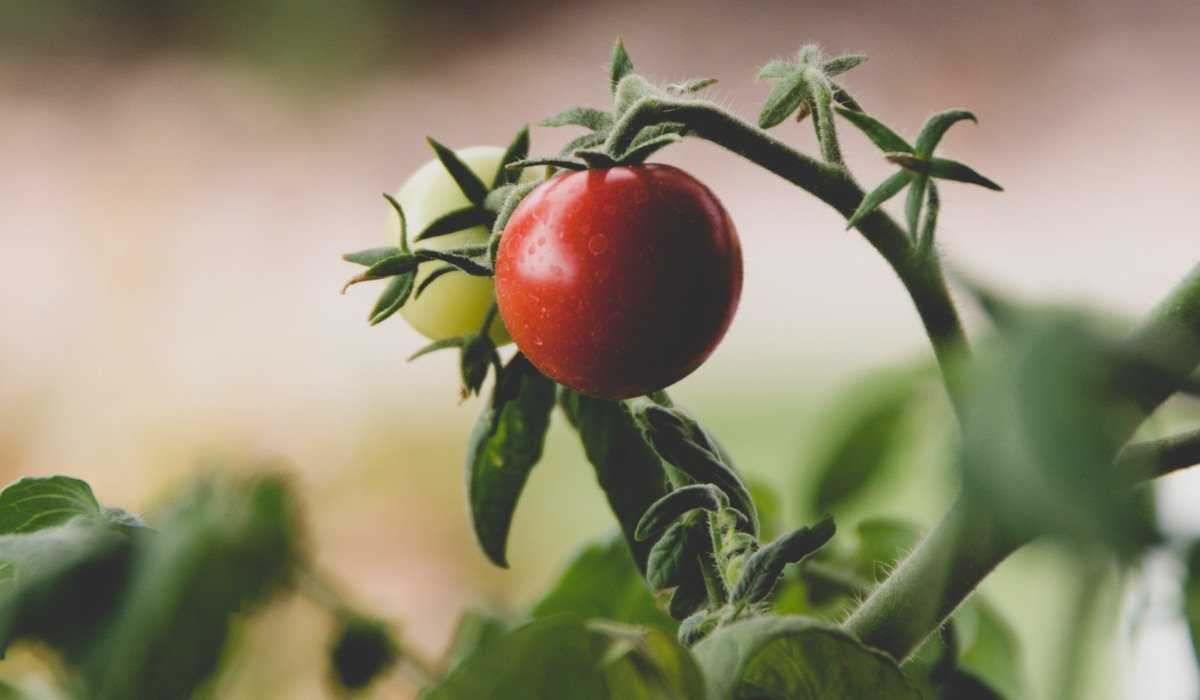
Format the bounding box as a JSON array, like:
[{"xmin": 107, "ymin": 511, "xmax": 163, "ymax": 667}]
[
  {"xmin": 730, "ymin": 516, "xmax": 836, "ymax": 604},
  {"xmin": 368, "ymin": 273, "xmax": 415, "ymax": 326},
  {"xmin": 634, "ymin": 484, "xmax": 728, "ymax": 542},
  {"xmin": 427, "ymin": 137, "xmax": 489, "ymax": 205},
  {"xmin": 886, "ymin": 154, "xmax": 1003, "ymax": 191},
  {"xmin": 507, "ymin": 157, "xmax": 586, "ymax": 172},
  {"xmin": 341, "ymin": 253, "xmax": 419, "ymax": 292},
  {"xmin": 460, "ymin": 332, "xmax": 499, "ymax": 397},
  {"xmin": 906, "ymin": 174, "xmax": 928, "ymax": 241},
  {"xmin": 834, "ymin": 105, "xmax": 912, "ymax": 153},
  {"xmin": 609, "ymin": 39, "xmax": 635, "ymax": 95},
  {"xmin": 493, "ymin": 125, "xmax": 531, "ymax": 188},
  {"xmin": 914, "ymin": 109, "xmax": 977, "ymax": 157},
  {"xmin": 383, "ymin": 193, "xmax": 409, "ymax": 253},
  {"xmin": 845, "ymin": 170, "xmax": 911, "ymax": 230},
  {"xmin": 465, "ymin": 354, "xmax": 557, "ymax": 567},
  {"xmin": 559, "ymin": 132, "xmax": 608, "ymax": 157},
  {"xmin": 822, "ymin": 53, "xmax": 868, "ymax": 76},
  {"xmin": 917, "ymin": 180, "xmax": 941, "ymax": 255},
  {"xmin": 415, "ymin": 246, "xmax": 492, "ymax": 276},
  {"xmin": 619, "ymin": 134, "xmax": 681, "ymax": 164},
  {"xmin": 757, "ymin": 60, "xmax": 794, "ymax": 80},
  {"xmin": 408, "ymin": 337, "xmax": 465, "ymax": 362},
  {"xmin": 414, "ymin": 264, "xmax": 457, "ymax": 300},
  {"xmin": 489, "ymin": 180, "xmax": 542, "ymax": 267},
  {"xmin": 574, "ymin": 149, "xmax": 618, "ymax": 169},
  {"xmin": 414, "ymin": 206, "xmax": 493, "ymax": 243},
  {"xmin": 343, "ymin": 246, "xmax": 403, "ymax": 267},
  {"xmin": 540, "ymin": 107, "xmax": 614, "ymax": 131},
  {"xmin": 758, "ymin": 71, "xmax": 810, "ymax": 129}
]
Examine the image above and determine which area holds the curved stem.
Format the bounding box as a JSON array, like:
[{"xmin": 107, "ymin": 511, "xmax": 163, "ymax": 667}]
[
  {"xmin": 1115, "ymin": 426, "xmax": 1200, "ymax": 485},
  {"xmin": 610, "ymin": 98, "xmax": 969, "ymax": 417}
]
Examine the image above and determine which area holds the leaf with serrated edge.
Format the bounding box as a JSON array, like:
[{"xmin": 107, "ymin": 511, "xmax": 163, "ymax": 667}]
[
  {"xmin": 693, "ymin": 616, "xmax": 922, "ymax": 700},
  {"xmin": 466, "ymin": 355, "xmax": 556, "ymax": 567},
  {"xmin": 845, "ymin": 170, "xmax": 911, "ymax": 230},
  {"xmin": 427, "ymin": 137, "xmax": 489, "ymax": 205}
]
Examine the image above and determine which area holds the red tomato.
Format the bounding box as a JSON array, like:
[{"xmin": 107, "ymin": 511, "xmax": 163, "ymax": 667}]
[{"xmin": 495, "ymin": 164, "xmax": 742, "ymax": 399}]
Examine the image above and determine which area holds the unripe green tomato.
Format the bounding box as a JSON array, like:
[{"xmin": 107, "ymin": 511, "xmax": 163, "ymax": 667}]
[{"xmin": 387, "ymin": 146, "xmax": 536, "ymax": 344}]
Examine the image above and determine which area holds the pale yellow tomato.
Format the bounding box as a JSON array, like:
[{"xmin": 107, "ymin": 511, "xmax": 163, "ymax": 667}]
[{"xmin": 388, "ymin": 146, "xmax": 537, "ymax": 344}]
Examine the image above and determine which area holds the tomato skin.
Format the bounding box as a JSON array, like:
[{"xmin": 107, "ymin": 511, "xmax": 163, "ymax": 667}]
[{"xmin": 495, "ymin": 164, "xmax": 742, "ymax": 399}]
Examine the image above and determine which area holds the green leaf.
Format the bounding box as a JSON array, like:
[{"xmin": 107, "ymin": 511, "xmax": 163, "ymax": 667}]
[
  {"xmin": 592, "ymin": 622, "xmax": 706, "ymax": 700},
  {"xmin": 834, "ymin": 105, "xmax": 912, "ymax": 154},
  {"xmin": 610, "ymin": 39, "xmax": 635, "ymax": 95},
  {"xmin": 368, "ymin": 272, "xmax": 414, "ymax": 325},
  {"xmin": 845, "ymin": 171, "xmax": 911, "ymax": 230},
  {"xmin": 541, "ymin": 107, "xmax": 614, "ymax": 131},
  {"xmin": 0, "ymin": 520, "xmax": 133, "ymax": 658},
  {"xmin": 0, "ymin": 476, "xmax": 104, "ymax": 534},
  {"xmin": 532, "ymin": 534, "xmax": 676, "ymax": 633},
  {"xmin": 466, "ymin": 354, "xmax": 556, "ymax": 567},
  {"xmin": 886, "ymin": 154, "xmax": 1003, "ymax": 191},
  {"xmin": 575, "ymin": 149, "xmax": 619, "ymax": 169},
  {"xmin": 560, "ymin": 132, "xmax": 609, "ymax": 157},
  {"xmin": 959, "ymin": 311, "xmax": 1157, "ymax": 552},
  {"xmin": 507, "ymin": 156, "xmax": 587, "ymax": 172},
  {"xmin": 678, "ymin": 610, "xmax": 720, "ymax": 646},
  {"xmin": 635, "ymin": 485, "xmax": 728, "ymax": 542},
  {"xmin": 414, "ymin": 206, "xmax": 493, "ymax": 243},
  {"xmin": 822, "ymin": 53, "xmax": 868, "ymax": 76},
  {"xmin": 758, "ymin": 71, "xmax": 810, "ymax": 129},
  {"xmin": 459, "ymin": 333, "xmax": 497, "ymax": 397},
  {"xmin": 634, "ymin": 404, "xmax": 757, "ymax": 533},
  {"xmin": 426, "ymin": 137, "xmax": 489, "ymax": 205},
  {"xmin": 559, "ymin": 391, "xmax": 670, "ymax": 572},
  {"xmin": 667, "ymin": 569, "xmax": 707, "ymax": 620},
  {"xmin": 329, "ymin": 615, "xmax": 398, "ymax": 691},
  {"xmin": 806, "ymin": 369, "xmax": 919, "ymax": 514},
  {"xmin": 341, "ymin": 253, "xmax": 419, "ymax": 292},
  {"xmin": 692, "ymin": 616, "xmax": 922, "ymax": 700},
  {"xmin": 342, "ymin": 246, "xmax": 403, "ymax": 267},
  {"xmin": 646, "ymin": 520, "xmax": 703, "ymax": 590},
  {"xmin": 82, "ymin": 474, "xmax": 299, "ymax": 700},
  {"xmin": 494, "ymin": 125, "xmax": 531, "ymax": 188},
  {"xmin": 408, "ymin": 337, "xmax": 465, "ymax": 362},
  {"xmin": 914, "ymin": 109, "xmax": 977, "ymax": 158},
  {"xmin": 620, "ymin": 134, "xmax": 682, "ymax": 165},
  {"xmin": 421, "ymin": 615, "xmax": 608, "ymax": 700},
  {"xmin": 730, "ymin": 517, "xmax": 836, "ymax": 604}
]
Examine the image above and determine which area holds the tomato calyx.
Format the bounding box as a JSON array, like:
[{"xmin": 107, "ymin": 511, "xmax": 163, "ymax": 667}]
[
  {"xmin": 407, "ymin": 302, "xmax": 504, "ymax": 398},
  {"xmin": 505, "ymin": 40, "xmax": 716, "ymax": 175}
]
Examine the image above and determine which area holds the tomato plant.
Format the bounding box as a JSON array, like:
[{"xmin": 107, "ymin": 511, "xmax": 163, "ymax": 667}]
[
  {"xmin": 2, "ymin": 36, "xmax": 1199, "ymax": 700},
  {"xmin": 495, "ymin": 164, "xmax": 742, "ymax": 399}
]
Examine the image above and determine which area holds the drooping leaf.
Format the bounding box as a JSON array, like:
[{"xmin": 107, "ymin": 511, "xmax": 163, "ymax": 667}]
[
  {"xmin": 730, "ymin": 517, "xmax": 836, "ymax": 604},
  {"xmin": 646, "ymin": 520, "xmax": 703, "ymax": 591},
  {"xmin": 541, "ymin": 107, "xmax": 614, "ymax": 132},
  {"xmin": 426, "ymin": 137, "xmax": 489, "ymax": 205},
  {"xmin": 422, "ymin": 615, "xmax": 608, "ymax": 700},
  {"xmin": 414, "ymin": 207, "xmax": 493, "ymax": 243},
  {"xmin": 845, "ymin": 171, "xmax": 911, "ymax": 230},
  {"xmin": 914, "ymin": 109, "xmax": 977, "ymax": 158},
  {"xmin": 532, "ymin": 534, "xmax": 676, "ymax": 633},
  {"xmin": 834, "ymin": 105, "xmax": 912, "ymax": 154},
  {"xmin": 494, "ymin": 125, "xmax": 531, "ymax": 188},
  {"xmin": 465, "ymin": 355, "xmax": 556, "ymax": 567},
  {"xmin": 368, "ymin": 272, "xmax": 414, "ymax": 325},
  {"xmin": 592, "ymin": 622, "xmax": 706, "ymax": 700},
  {"xmin": 559, "ymin": 391, "xmax": 670, "ymax": 572},
  {"xmin": 692, "ymin": 616, "xmax": 922, "ymax": 700},
  {"xmin": 610, "ymin": 40, "xmax": 635, "ymax": 95},
  {"xmin": 805, "ymin": 369, "xmax": 921, "ymax": 515},
  {"xmin": 635, "ymin": 485, "xmax": 728, "ymax": 542},
  {"xmin": 329, "ymin": 615, "xmax": 398, "ymax": 691},
  {"xmin": 758, "ymin": 71, "xmax": 810, "ymax": 129},
  {"xmin": 82, "ymin": 474, "xmax": 300, "ymax": 700}
]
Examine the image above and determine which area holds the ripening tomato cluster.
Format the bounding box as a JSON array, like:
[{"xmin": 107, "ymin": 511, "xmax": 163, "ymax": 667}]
[{"xmin": 391, "ymin": 149, "xmax": 741, "ymax": 399}]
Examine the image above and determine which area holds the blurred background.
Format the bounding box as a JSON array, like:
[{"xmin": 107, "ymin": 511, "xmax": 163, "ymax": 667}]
[{"xmin": 2, "ymin": 0, "xmax": 1198, "ymax": 697}]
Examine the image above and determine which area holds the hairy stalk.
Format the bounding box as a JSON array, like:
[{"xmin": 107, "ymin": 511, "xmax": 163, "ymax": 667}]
[
  {"xmin": 609, "ymin": 97, "xmax": 968, "ymax": 416},
  {"xmin": 846, "ymin": 264, "xmax": 1200, "ymax": 660}
]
